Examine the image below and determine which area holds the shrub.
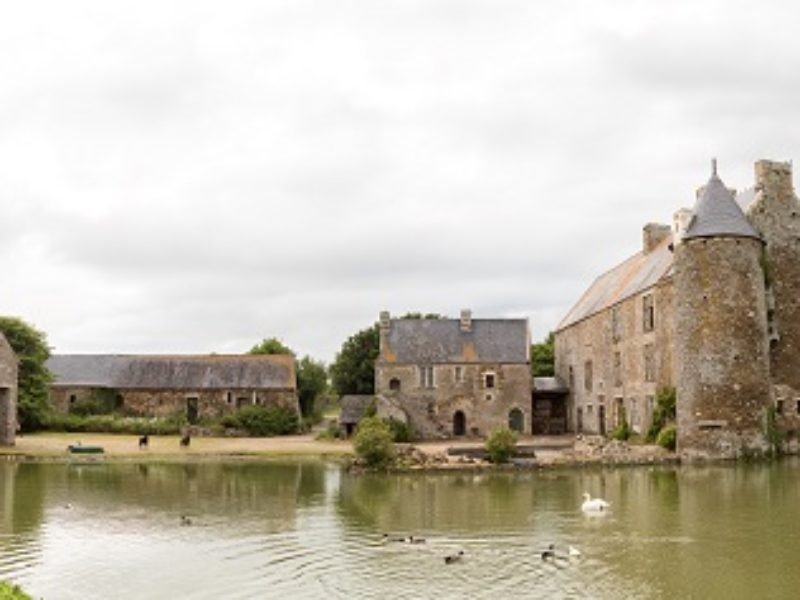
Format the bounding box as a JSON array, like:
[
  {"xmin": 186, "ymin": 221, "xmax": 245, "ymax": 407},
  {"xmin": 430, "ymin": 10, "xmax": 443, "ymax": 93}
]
[
  {"xmin": 385, "ymin": 417, "xmax": 415, "ymax": 443},
  {"xmin": 646, "ymin": 387, "xmax": 676, "ymax": 442},
  {"xmin": 0, "ymin": 581, "xmax": 33, "ymax": 600},
  {"xmin": 223, "ymin": 405, "xmax": 300, "ymax": 437},
  {"xmin": 656, "ymin": 425, "xmax": 676, "ymax": 451},
  {"xmin": 353, "ymin": 416, "xmax": 394, "ymax": 468},
  {"xmin": 486, "ymin": 427, "xmax": 518, "ymax": 463},
  {"xmin": 44, "ymin": 413, "xmax": 186, "ymax": 435},
  {"xmin": 610, "ymin": 405, "xmax": 631, "ymax": 441},
  {"xmin": 764, "ymin": 405, "xmax": 785, "ymax": 457}
]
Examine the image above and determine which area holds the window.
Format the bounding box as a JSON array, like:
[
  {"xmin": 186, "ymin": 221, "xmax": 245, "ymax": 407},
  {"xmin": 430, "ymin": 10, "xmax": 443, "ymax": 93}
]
[
  {"xmin": 389, "ymin": 378, "xmax": 401, "ymax": 391},
  {"xmin": 643, "ymin": 294, "xmax": 655, "ymax": 332},
  {"xmin": 796, "ymin": 399, "xmax": 800, "ymax": 415},
  {"xmin": 777, "ymin": 399, "xmax": 784, "ymax": 416},
  {"xmin": 613, "ymin": 352, "xmax": 622, "ymax": 387},
  {"xmin": 484, "ymin": 373, "xmax": 496, "ymax": 389},
  {"xmin": 69, "ymin": 394, "xmax": 77, "ymax": 404},
  {"xmin": 419, "ymin": 366, "xmax": 434, "ymax": 388},
  {"xmin": 611, "ymin": 306, "xmax": 623, "ymax": 342},
  {"xmin": 584, "ymin": 360, "xmax": 593, "ymax": 391},
  {"xmin": 226, "ymin": 391, "xmax": 233, "ymax": 405},
  {"xmin": 646, "ymin": 395, "xmax": 654, "ymax": 418},
  {"xmin": 644, "ymin": 343, "xmax": 656, "ymax": 382},
  {"xmin": 455, "ymin": 366, "xmax": 464, "ymax": 383}
]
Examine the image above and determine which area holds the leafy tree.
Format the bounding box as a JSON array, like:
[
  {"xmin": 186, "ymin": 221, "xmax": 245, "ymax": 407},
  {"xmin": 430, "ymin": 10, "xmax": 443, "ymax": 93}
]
[
  {"xmin": 0, "ymin": 317, "xmax": 52, "ymax": 431},
  {"xmin": 296, "ymin": 355, "xmax": 327, "ymax": 418},
  {"xmin": 486, "ymin": 427, "xmax": 518, "ymax": 463},
  {"xmin": 330, "ymin": 324, "xmax": 380, "ymax": 396},
  {"xmin": 531, "ymin": 332, "xmax": 555, "ymax": 377},
  {"xmin": 249, "ymin": 337, "xmax": 293, "ymax": 355}
]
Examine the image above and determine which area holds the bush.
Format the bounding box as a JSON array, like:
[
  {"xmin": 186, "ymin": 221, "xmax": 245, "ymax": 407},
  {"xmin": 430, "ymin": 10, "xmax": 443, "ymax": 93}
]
[
  {"xmin": 385, "ymin": 417, "xmax": 415, "ymax": 443},
  {"xmin": 764, "ymin": 405, "xmax": 785, "ymax": 457},
  {"xmin": 656, "ymin": 425, "xmax": 676, "ymax": 451},
  {"xmin": 353, "ymin": 416, "xmax": 394, "ymax": 468},
  {"xmin": 646, "ymin": 387, "xmax": 676, "ymax": 442},
  {"xmin": 610, "ymin": 405, "xmax": 631, "ymax": 441},
  {"xmin": 44, "ymin": 413, "xmax": 186, "ymax": 435},
  {"xmin": 222, "ymin": 405, "xmax": 299, "ymax": 437},
  {"xmin": 486, "ymin": 427, "xmax": 518, "ymax": 463},
  {"xmin": 0, "ymin": 581, "xmax": 33, "ymax": 600}
]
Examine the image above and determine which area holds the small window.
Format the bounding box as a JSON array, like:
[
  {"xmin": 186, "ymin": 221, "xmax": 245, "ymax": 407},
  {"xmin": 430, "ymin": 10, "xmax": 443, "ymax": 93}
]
[
  {"xmin": 644, "ymin": 343, "xmax": 656, "ymax": 382},
  {"xmin": 611, "ymin": 306, "xmax": 623, "ymax": 342},
  {"xmin": 643, "ymin": 294, "xmax": 655, "ymax": 332},
  {"xmin": 613, "ymin": 352, "xmax": 622, "ymax": 387},
  {"xmin": 485, "ymin": 393, "xmax": 493, "ymax": 401},
  {"xmin": 796, "ymin": 399, "xmax": 800, "ymax": 415},
  {"xmin": 776, "ymin": 400, "xmax": 784, "ymax": 416},
  {"xmin": 455, "ymin": 366, "xmax": 463, "ymax": 383},
  {"xmin": 584, "ymin": 360, "xmax": 593, "ymax": 392},
  {"xmin": 69, "ymin": 394, "xmax": 77, "ymax": 404},
  {"xmin": 484, "ymin": 373, "xmax": 496, "ymax": 389},
  {"xmin": 419, "ymin": 366, "xmax": 434, "ymax": 389},
  {"xmin": 389, "ymin": 378, "xmax": 401, "ymax": 391},
  {"xmin": 226, "ymin": 392, "xmax": 233, "ymax": 404}
]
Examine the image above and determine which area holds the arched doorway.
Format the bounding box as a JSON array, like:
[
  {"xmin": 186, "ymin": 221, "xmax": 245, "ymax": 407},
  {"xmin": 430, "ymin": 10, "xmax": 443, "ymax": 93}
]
[
  {"xmin": 453, "ymin": 411, "xmax": 466, "ymax": 436},
  {"xmin": 508, "ymin": 408, "xmax": 524, "ymax": 433}
]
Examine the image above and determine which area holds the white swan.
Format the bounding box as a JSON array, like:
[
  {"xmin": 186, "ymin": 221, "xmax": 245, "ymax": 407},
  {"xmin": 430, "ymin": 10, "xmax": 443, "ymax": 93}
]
[
  {"xmin": 581, "ymin": 492, "xmax": 610, "ymax": 513},
  {"xmin": 568, "ymin": 546, "xmax": 581, "ymax": 557}
]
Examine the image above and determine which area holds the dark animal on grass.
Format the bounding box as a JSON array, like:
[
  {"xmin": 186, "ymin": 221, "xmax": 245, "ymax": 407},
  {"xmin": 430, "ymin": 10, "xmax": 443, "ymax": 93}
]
[
  {"xmin": 138, "ymin": 434, "xmax": 149, "ymax": 449},
  {"xmin": 180, "ymin": 433, "xmax": 191, "ymax": 447}
]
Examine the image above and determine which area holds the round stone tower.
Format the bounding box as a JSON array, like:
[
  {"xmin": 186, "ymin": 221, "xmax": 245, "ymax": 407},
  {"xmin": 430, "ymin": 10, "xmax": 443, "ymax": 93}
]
[{"xmin": 674, "ymin": 160, "xmax": 772, "ymax": 459}]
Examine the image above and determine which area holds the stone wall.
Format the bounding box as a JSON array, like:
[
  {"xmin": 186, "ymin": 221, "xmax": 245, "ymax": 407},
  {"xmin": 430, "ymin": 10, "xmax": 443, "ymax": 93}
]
[
  {"xmin": 0, "ymin": 336, "xmax": 18, "ymax": 445},
  {"xmin": 375, "ymin": 362, "xmax": 531, "ymax": 439},
  {"xmin": 674, "ymin": 237, "xmax": 772, "ymax": 458},
  {"xmin": 554, "ymin": 279, "xmax": 675, "ymax": 436},
  {"xmin": 51, "ymin": 386, "xmax": 299, "ymax": 421}
]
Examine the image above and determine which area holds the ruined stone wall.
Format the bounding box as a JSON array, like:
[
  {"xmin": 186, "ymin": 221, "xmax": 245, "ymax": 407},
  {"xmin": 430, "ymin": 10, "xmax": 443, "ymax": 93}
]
[
  {"xmin": 674, "ymin": 237, "xmax": 771, "ymax": 458},
  {"xmin": 50, "ymin": 386, "xmax": 299, "ymax": 420},
  {"xmin": 746, "ymin": 161, "xmax": 800, "ymax": 405},
  {"xmin": 554, "ymin": 280, "xmax": 675, "ymax": 435},
  {"xmin": 0, "ymin": 338, "xmax": 18, "ymax": 445},
  {"xmin": 375, "ymin": 362, "xmax": 531, "ymax": 439}
]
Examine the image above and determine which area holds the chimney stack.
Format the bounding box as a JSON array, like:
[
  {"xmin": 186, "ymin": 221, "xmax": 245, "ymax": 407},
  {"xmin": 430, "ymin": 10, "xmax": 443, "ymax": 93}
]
[
  {"xmin": 642, "ymin": 223, "xmax": 671, "ymax": 253},
  {"xmin": 460, "ymin": 309, "xmax": 472, "ymax": 332},
  {"xmin": 379, "ymin": 311, "xmax": 391, "ymax": 333}
]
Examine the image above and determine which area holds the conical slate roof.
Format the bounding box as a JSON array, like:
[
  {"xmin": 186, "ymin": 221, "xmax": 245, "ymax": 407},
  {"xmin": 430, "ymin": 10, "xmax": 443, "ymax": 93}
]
[{"xmin": 683, "ymin": 162, "xmax": 761, "ymax": 241}]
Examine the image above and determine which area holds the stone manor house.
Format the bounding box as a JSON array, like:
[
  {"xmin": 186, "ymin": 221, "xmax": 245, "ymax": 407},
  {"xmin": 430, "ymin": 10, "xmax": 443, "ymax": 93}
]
[
  {"xmin": 47, "ymin": 354, "xmax": 300, "ymax": 423},
  {"xmin": 0, "ymin": 332, "xmax": 18, "ymax": 446},
  {"xmin": 554, "ymin": 159, "xmax": 800, "ymax": 458}
]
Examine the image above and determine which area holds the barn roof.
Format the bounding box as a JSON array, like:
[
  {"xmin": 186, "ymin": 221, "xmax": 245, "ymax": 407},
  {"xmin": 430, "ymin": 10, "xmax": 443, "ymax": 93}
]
[
  {"xmin": 47, "ymin": 354, "xmax": 296, "ymax": 390},
  {"xmin": 382, "ymin": 318, "xmax": 529, "ymax": 364}
]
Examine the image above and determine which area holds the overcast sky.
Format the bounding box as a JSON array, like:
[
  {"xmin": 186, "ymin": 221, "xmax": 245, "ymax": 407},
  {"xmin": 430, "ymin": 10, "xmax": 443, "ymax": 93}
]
[{"xmin": 2, "ymin": 0, "xmax": 799, "ymax": 362}]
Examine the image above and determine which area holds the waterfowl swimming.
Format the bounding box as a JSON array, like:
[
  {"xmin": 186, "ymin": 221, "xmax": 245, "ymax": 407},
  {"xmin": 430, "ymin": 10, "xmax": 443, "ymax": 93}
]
[
  {"xmin": 444, "ymin": 550, "xmax": 464, "ymax": 564},
  {"xmin": 382, "ymin": 533, "xmax": 407, "ymax": 543},
  {"xmin": 180, "ymin": 515, "xmax": 193, "ymax": 526},
  {"xmin": 581, "ymin": 492, "xmax": 610, "ymax": 513},
  {"xmin": 408, "ymin": 536, "xmax": 426, "ymax": 544},
  {"xmin": 541, "ymin": 544, "xmax": 556, "ymax": 560},
  {"xmin": 64, "ymin": 503, "xmax": 73, "ymax": 510},
  {"xmin": 569, "ymin": 546, "xmax": 581, "ymax": 557}
]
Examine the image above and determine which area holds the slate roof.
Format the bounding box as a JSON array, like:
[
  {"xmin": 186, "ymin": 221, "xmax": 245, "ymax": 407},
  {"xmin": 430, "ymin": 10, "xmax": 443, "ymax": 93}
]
[
  {"xmin": 382, "ymin": 318, "xmax": 529, "ymax": 364},
  {"xmin": 683, "ymin": 170, "xmax": 761, "ymax": 241},
  {"xmin": 533, "ymin": 376, "xmax": 569, "ymax": 394},
  {"xmin": 339, "ymin": 395, "xmax": 374, "ymax": 424},
  {"xmin": 47, "ymin": 354, "xmax": 296, "ymax": 390},
  {"xmin": 557, "ymin": 235, "xmax": 674, "ymax": 331}
]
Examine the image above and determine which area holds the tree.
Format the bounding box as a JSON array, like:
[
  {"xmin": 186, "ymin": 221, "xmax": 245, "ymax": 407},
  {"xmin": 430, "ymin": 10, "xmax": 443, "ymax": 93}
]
[
  {"xmin": 330, "ymin": 324, "xmax": 380, "ymax": 396},
  {"xmin": 249, "ymin": 337, "xmax": 293, "ymax": 355},
  {"xmin": 0, "ymin": 316, "xmax": 53, "ymax": 431},
  {"xmin": 531, "ymin": 332, "xmax": 555, "ymax": 377},
  {"xmin": 296, "ymin": 355, "xmax": 327, "ymax": 418},
  {"xmin": 353, "ymin": 416, "xmax": 394, "ymax": 468}
]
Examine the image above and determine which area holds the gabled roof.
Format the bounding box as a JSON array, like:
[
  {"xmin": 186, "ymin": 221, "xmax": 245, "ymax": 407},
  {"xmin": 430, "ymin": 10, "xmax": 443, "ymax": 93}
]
[
  {"xmin": 557, "ymin": 236, "xmax": 673, "ymax": 331},
  {"xmin": 339, "ymin": 395, "xmax": 373, "ymax": 424},
  {"xmin": 382, "ymin": 318, "xmax": 529, "ymax": 364},
  {"xmin": 683, "ymin": 166, "xmax": 761, "ymax": 241},
  {"xmin": 47, "ymin": 354, "xmax": 296, "ymax": 390}
]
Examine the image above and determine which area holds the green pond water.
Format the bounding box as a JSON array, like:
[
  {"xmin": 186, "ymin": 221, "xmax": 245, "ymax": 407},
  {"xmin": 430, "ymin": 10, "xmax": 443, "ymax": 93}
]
[{"xmin": 1, "ymin": 458, "xmax": 799, "ymax": 599}]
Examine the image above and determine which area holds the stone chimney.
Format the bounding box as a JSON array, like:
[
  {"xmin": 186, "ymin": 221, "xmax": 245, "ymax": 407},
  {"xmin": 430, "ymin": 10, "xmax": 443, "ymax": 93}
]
[
  {"xmin": 460, "ymin": 309, "xmax": 472, "ymax": 332},
  {"xmin": 642, "ymin": 223, "xmax": 671, "ymax": 253},
  {"xmin": 672, "ymin": 208, "xmax": 693, "ymax": 244},
  {"xmin": 379, "ymin": 310, "xmax": 391, "ymax": 333},
  {"xmin": 755, "ymin": 159, "xmax": 793, "ymax": 199}
]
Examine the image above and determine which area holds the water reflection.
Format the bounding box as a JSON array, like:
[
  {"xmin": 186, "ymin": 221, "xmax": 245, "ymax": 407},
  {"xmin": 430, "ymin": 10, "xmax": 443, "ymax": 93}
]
[{"xmin": 1, "ymin": 460, "xmax": 800, "ymax": 599}]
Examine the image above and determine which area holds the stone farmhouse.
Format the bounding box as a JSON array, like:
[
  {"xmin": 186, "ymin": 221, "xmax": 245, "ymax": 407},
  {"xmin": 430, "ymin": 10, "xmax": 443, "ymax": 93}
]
[
  {"xmin": 554, "ymin": 159, "xmax": 800, "ymax": 458},
  {"xmin": 0, "ymin": 332, "xmax": 18, "ymax": 445},
  {"xmin": 47, "ymin": 354, "xmax": 299, "ymax": 423},
  {"xmin": 374, "ymin": 310, "xmax": 532, "ymax": 439}
]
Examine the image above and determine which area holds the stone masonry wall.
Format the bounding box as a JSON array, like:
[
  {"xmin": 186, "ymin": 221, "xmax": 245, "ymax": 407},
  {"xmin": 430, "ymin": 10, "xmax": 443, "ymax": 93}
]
[
  {"xmin": 554, "ymin": 279, "xmax": 675, "ymax": 436},
  {"xmin": 0, "ymin": 339, "xmax": 18, "ymax": 445},
  {"xmin": 376, "ymin": 362, "xmax": 531, "ymax": 439},
  {"xmin": 51, "ymin": 386, "xmax": 299, "ymax": 420},
  {"xmin": 674, "ymin": 237, "xmax": 772, "ymax": 459}
]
